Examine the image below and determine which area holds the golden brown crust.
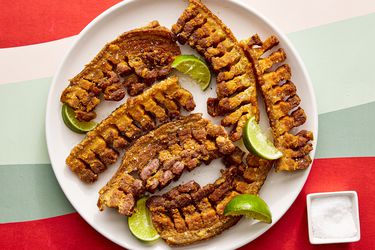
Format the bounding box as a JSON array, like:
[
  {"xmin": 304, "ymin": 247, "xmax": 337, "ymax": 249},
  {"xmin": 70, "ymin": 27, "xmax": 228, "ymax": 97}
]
[
  {"xmin": 147, "ymin": 147, "xmax": 272, "ymax": 246},
  {"xmin": 242, "ymin": 34, "xmax": 314, "ymax": 171},
  {"xmin": 60, "ymin": 21, "xmax": 181, "ymax": 121},
  {"xmin": 66, "ymin": 77, "xmax": 195, "ymax": 183},
  {"xmin": 172, "ymin": 0, "xmax": 259, "ymax": 141},
  {"xmin": 97, "ymin": 114, "xmax": 236, "ymax": 216}
]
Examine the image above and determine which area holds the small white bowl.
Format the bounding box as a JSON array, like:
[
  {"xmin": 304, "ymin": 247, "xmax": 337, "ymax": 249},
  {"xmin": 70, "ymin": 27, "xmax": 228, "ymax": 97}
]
[{"xmin": 306, "ymin": 191, "xmax": 361, "ymax": 244}]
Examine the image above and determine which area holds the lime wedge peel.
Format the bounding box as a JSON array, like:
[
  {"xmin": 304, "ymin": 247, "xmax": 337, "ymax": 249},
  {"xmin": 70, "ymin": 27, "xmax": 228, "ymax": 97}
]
[
  {"xmin": 172, "ymin": 55, "xmax": 211, "ymax": 91},
  {"xmin": 243, "ymin": 117, "xmax": 283, "ymax": 160},
  {"xmin": 61, "ymin": 104, "xmax": 97, "ymax": 134},
  {"xmin": 128, "ymin": 197, "xmax": 160, "ymax": 242},
  {"xmin": 224, "ymin": 194, "xmax": 272, "ymax": 224}
]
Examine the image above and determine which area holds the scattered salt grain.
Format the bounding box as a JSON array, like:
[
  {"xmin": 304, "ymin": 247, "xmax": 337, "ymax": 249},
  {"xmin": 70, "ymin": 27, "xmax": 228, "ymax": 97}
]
[{"xmin": 311, "ymin": 195, "xmax": 357, "ymax": 239}]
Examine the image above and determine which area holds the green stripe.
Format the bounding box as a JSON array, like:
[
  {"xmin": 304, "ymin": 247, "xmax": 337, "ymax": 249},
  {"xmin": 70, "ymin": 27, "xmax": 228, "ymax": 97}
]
[
  {"xmin": 316, "ymin": 101, "xmax": 375, "ymax": 158},
  {"xmin": 0, "ymin": 164, "xmax": 74, "ymax": 223},
  {"xmin": 288, "ymin": 13, "xmax": 375, "ymax": 115},
  {"xmin": 1, "ymin": 102, "xmax": 374, "ymax": 223},
  {"xmin": 0, "ymin": 78, "xmax": 52, "ymax": 165}
]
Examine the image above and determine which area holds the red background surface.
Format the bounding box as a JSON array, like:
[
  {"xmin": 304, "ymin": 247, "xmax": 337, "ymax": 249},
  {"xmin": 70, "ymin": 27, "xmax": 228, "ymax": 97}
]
[
  {"xmin": 0, "ymin": 0, "xmax": 121, "ymax": 48},
  {"xmin": 0, "ymin": 0, "xmax": 373, "ymax": 249}
]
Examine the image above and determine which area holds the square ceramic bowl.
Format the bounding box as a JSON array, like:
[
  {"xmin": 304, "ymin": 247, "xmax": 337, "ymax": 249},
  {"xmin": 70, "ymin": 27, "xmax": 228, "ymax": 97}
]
[{"xmin": 306, "ymin": 191, "xmax": 361, "ymax": 244}]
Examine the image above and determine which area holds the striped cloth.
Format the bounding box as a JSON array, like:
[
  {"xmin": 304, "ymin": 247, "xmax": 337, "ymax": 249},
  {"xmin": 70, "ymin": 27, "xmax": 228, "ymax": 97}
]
[{"xmin": 0, "ymin": 0, "xmax": 374, "ymax": 249}]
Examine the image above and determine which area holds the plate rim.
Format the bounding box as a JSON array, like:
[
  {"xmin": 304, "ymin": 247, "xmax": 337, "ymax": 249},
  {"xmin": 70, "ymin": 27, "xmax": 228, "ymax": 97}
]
[{"xmin": 45, "ymin": 0, "xmax": 318, "ymax": 249}]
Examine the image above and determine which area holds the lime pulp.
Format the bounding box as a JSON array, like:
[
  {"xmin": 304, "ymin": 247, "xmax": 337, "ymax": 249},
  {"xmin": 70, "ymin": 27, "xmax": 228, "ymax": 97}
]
[
  {"xmin": 224, "ymin": 194, "xmax": 272, "ymax": 223},
  {"xmin": 128, "ymin": 197, "xmax": 160, "ymax": 242},
  {"xmin": 61, "ymin": 104, "xmax": 97, "ymax": 134},
  {"xmin": 242, "ymin": 117, "xmax": 283, "ymax": 160},
  {"xmin": 172, "ymin": 55, "xmax": 211, "ymax": 90}
]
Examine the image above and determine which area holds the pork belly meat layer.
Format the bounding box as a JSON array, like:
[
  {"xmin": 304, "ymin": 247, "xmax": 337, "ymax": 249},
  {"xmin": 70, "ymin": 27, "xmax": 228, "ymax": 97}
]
[
  {"xmin": 66, "ymin": 76, "xmax": 195, "ymax": 183},
  {"xmin": 172, "ymin": 0, "xmax": 260, "ymax": 141},
  {"xmin": 147, "ymin": 147, "xmax": 272, "ymax": 245},
  {"xmin": 60, "ymin": 21, "xmax": 180, "ymax": 121},
  {"xmin": 98, "ymin": 114, "xmax": 236, "ymax": 216},
  {"xmin": 241, "ymin": 34, "xmax": 314, "ymax": 171}
]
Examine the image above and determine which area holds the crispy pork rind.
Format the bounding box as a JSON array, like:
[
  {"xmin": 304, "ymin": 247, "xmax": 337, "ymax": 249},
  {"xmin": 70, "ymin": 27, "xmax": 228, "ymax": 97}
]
[
  {"xmin": 147, "ymin": 147, "xmax": 272, "ymax": 245},
  {"xmin": 97, "ymin": 114, "xmax": 236, "ymax": 216},
  {"xmin": 241, "ymin": 34, "xmax": 314, "ymax": 171},
  {"xmin": 172, "ymin": 0, "xmax": 260, "ymax": 141},
  {"xmin": 61, "ymin": 21, "xmax": 181, "ymax": 121},
  {"xmin": 66, "ymin": 76, "xmax": 195, "ymax": 183}
]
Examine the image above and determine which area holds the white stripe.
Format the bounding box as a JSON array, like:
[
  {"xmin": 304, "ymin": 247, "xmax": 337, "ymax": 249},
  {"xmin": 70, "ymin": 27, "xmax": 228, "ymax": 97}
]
[
  {"xmin": 0, "ymin": 0, "xmax": 375, "ymax": 84},
  {"xmin": 0, "ymin": 37, "xmax": 76, "ymax": 85},
  {"xmin": 247, "ymin": 0, "xmax": 375, "ymax": 33}
]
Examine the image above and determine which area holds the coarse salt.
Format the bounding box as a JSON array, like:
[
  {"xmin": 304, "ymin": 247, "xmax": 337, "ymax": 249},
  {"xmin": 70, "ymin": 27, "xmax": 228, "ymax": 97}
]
[{"xmin": 311, "ymin": 195, "xmax": 357, "ymax": 239}]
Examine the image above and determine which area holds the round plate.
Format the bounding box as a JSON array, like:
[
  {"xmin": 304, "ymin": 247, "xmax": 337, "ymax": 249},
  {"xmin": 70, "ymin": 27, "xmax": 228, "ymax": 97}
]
[{"xmin": 45, "ymin": 0, "xmax": 318, "ymax": 249}]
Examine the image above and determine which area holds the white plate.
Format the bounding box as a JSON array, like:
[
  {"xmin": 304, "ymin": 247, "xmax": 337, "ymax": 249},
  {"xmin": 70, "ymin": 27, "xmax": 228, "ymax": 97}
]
[{"xmin": 45, "ymin": 0, "xmax": 318, "ymax": 249}]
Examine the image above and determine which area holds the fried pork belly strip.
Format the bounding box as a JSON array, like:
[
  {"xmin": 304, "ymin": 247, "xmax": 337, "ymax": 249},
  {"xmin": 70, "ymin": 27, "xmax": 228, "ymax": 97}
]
[
  {"xmin": 147, "ymin": 147, "xmax": 272, "ymax": 245},
  {"xmin": 60, "ymin": 21, "xmax": 180, "ymax": 121},
  {"xmin": 241, "ymin": 35, "xmax": 314, "ymax": 171},
  {"xmin": 172, "ymin": 0, "xmax": 259, "ymax": 141},
  {"xmin": 66, "ymin": 76, "xmax": 195, "ymax": 183},
  {"xmin": 98, "ymin": 114, "xmax": 236, "ymax": 216}
]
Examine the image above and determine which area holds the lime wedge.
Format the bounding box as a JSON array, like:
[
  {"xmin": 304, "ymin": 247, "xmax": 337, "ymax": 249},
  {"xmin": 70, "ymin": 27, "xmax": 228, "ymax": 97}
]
[
  {"xmin": 224, "ymin": 194, "xmax": 272, "ymax": 223},
  {"xmin": 128, "ymin": 197, "xmax": 160, "ymax": 242},
  {"xmin": 172, "ymin": 55, "xmax": 211, "ymax": 90},
  {"xmin": 243, "ymin": 117, "xmax": 283, "ymax": 160},
  {"xmin": 61, "ymin": 104, "xmax": 97, "ymax": 134}
]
